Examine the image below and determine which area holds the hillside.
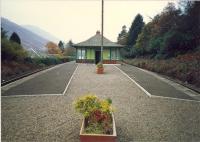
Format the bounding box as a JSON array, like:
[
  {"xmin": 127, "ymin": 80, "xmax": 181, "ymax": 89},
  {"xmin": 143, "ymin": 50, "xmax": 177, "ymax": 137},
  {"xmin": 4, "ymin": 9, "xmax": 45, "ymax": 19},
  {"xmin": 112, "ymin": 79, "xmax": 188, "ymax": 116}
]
[
  {"xmin": 1, "ymin": 17, "xmax": 49, "ymax": 57},
  {"xmin": 23, "ymin": 25, "xmax": 59, "ymax": 44}
]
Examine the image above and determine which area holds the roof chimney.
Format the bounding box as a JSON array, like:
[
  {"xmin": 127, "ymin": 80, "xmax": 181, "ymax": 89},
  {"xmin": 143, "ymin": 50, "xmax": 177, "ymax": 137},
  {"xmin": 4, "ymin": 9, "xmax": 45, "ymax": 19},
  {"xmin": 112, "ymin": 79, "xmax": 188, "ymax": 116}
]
[{"xmin": 96, "ymin": 30, "xmax": 100, "ymax": 35}]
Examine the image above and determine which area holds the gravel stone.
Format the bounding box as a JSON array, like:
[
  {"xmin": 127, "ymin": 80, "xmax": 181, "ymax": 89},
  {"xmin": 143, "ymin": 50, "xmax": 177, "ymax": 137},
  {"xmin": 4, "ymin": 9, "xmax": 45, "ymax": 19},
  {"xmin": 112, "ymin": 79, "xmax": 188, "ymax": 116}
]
[{"xmin": 2, "ymin": 64, "xmax": 200, "ymax": 142}]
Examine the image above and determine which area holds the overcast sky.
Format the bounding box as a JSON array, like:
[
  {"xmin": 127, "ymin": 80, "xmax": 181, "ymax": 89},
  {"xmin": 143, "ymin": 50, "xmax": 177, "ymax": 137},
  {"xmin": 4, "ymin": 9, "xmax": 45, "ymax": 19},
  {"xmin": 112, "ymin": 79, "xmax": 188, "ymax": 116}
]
[{"xmin": 1, "ymin": 0, "xmax": 177, "ymax": 43}]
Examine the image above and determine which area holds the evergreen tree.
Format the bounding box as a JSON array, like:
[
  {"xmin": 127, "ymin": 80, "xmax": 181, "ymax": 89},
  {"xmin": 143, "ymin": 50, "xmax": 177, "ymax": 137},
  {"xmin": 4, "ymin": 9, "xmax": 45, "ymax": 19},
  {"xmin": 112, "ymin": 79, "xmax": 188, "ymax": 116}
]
[
  {"xmin": 1, "ymin": 28, "xmax": 7, "ymax": 38},
  {"xmin": 58, "ymin": 40, "xmax": 64, "ymax": 52},
  {"xmin": 127, "ymin": 14, "xmax": 144, "ymax": 47},
  {"xmin": 10, "ymin": 32, "xmax": 21, "ymax": 44},
  {"xmin": 117, "ymin": 25, "xmax": 128, "ymax": 45},
  {"xmin": 67, "ymin": 40, "xmax": 73, "ymax": 47}
]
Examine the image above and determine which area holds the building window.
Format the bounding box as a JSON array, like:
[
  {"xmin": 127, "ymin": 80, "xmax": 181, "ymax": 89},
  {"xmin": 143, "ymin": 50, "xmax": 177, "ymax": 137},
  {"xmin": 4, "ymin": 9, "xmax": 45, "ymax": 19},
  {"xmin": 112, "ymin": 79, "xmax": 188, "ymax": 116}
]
[
  {"xmin": 116, "ymin": 49, "xmax": 120, "ymax": 60},
  {"xmin": 82, "ymin": 49, "xmax": 85, "ymax": 59},
  {"xmin": 77, "ymin": 48, "xmax": 86, "ymax": 59},
  {"xmin": 77, "ymin": 49, "xmax": 82, "ymax": 59},
  {"xmin": 111, "ymin": 49, "xmax": 116, "ymax": 60},
  {"xmin": 111, "ymin": 48, "xmax": 120, "ymax": 60}
]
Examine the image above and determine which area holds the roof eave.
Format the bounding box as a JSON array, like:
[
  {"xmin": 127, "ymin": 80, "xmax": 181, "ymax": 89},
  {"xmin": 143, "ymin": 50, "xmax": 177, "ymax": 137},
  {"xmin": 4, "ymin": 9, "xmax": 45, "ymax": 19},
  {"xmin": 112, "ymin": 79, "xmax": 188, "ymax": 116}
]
[{"xmin": 73, "ymin": 45, "xmax": 124, "ymax": 48}]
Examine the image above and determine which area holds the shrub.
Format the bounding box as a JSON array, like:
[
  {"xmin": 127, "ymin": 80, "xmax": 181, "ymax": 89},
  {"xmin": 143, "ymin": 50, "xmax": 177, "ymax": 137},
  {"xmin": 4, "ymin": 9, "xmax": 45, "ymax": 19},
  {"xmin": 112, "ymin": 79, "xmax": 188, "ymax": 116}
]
[
  {"xmin": 96, "ymin": 62, "xmax": 103, "ymax": 68},
  {"xmin": 1, "ymin": 38, "xmax": 28, "ymax": 61},
  {"xmin": 24, "ymin": 56, "xmax": 68, "ymax": 66}
]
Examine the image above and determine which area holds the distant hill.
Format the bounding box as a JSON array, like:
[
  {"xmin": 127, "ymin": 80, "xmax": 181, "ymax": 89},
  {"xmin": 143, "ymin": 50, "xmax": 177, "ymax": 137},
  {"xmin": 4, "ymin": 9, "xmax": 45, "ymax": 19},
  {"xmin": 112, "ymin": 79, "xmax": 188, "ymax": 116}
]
[
  {"xmin": 1, "ymin": 17, "xmax": 50, "ymax": 57},
  {"xmin": 23, "ymin": 25, "xmax": 59, "ymax": 44}
]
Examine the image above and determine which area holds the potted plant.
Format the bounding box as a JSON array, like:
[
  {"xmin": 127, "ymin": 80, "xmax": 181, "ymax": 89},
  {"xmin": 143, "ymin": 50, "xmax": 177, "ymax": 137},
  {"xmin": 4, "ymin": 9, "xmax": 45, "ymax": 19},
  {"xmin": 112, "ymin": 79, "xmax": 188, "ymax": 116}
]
[
  {"xmin": 73, "ymin": 94, "xmax": 117, "ymax": 142},
  {"xmin": 96, "ymin": 62, "xmax": 104, "ymax": 74}
]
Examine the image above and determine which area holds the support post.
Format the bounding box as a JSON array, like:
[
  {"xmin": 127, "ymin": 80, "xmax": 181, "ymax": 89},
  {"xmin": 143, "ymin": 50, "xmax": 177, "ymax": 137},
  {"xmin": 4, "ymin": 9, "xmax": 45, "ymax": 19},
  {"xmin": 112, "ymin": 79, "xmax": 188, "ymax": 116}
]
[{"xmin": 101, "ymin": 0, "xmax": 104, "ymax": 63}]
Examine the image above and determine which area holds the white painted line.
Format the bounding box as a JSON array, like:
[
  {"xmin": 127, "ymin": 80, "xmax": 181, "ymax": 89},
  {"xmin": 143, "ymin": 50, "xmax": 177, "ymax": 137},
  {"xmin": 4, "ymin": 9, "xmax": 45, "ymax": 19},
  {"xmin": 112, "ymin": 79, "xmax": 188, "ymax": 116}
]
[
  {"xmin": 2, "ymin": 94, "xmax": 62, "ymax": 98},
  {"xmin": 114, "ymin": 65, "xmax": 152, "ymax": 97},
  {"xmin": 62, "ymin": 64, "xmax": 79, "ymax": 95},
  {"xmin": 152, "ymin": 95, "xmax": 200, "ymax": 103}
]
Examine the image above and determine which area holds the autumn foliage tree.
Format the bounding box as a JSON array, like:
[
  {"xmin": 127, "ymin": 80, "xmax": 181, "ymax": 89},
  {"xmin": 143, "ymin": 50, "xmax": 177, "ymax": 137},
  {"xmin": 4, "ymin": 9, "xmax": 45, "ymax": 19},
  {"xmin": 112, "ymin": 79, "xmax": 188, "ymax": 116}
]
[{"xmin": 46, "ymin": 41, "xmax": 62, "ymax": 55}]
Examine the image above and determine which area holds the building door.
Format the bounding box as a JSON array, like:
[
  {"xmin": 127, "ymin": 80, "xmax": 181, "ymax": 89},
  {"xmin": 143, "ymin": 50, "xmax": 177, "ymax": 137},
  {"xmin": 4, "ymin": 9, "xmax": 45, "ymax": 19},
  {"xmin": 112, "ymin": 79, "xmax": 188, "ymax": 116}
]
[{"xmin": 95, "ymin": 51, "xmax": 101, "ymax": 64}]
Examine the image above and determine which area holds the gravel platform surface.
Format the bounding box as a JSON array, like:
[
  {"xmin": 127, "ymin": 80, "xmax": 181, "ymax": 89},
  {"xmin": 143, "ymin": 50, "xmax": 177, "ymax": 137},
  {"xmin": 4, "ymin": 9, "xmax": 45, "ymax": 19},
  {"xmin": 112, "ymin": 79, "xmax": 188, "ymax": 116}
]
[{"xmin": 2, "ymin": 64, "xmax": 200, "ymax": 142}]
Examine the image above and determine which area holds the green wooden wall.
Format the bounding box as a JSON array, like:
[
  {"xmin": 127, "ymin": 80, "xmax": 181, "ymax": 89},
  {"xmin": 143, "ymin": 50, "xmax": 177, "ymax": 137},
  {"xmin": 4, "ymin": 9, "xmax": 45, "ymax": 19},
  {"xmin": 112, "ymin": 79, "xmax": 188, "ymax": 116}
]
[
  {"xmin": 76, "ymin": 47, "xmax": 121, "ymax": 60},
  {"xmin": 103, "ymin": 49, "xmax": 110, "ymax": 60}
]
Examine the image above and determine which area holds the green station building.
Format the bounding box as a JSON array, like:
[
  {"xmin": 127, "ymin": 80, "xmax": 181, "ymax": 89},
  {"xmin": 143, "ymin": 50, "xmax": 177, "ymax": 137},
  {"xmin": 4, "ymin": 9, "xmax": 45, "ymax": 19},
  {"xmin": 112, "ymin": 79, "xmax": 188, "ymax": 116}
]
[{"xmin": 73, "ymin": 31, "xmax": 123, "ymax": 64}]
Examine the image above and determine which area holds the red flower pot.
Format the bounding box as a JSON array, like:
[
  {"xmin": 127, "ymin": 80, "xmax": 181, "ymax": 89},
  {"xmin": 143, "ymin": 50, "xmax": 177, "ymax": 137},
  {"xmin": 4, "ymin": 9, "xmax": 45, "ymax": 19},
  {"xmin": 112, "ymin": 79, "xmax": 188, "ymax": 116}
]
[{"xmin": 96, "ymin": 67, "xmax": 104, "ymax": 74}]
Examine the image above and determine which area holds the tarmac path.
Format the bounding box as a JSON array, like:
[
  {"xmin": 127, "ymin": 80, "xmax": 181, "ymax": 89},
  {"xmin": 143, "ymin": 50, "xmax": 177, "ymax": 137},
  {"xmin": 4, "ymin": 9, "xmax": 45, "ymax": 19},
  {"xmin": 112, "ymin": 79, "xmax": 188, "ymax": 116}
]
[{"xmin": 2, "ymin": 61, "xmax": 77, "ymax": 96}]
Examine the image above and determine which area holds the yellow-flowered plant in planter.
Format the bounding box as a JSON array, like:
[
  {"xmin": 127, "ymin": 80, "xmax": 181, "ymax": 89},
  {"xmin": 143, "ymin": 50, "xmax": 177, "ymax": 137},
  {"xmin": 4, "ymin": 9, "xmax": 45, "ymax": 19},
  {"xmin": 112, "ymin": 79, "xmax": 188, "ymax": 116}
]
[
  {"xmin": 96, "ymin": 62, "xmax": 104, "ymax": 74},
  {"xmin": 73, "ymin": 93, "xmax": 114, "ymax": 135}
]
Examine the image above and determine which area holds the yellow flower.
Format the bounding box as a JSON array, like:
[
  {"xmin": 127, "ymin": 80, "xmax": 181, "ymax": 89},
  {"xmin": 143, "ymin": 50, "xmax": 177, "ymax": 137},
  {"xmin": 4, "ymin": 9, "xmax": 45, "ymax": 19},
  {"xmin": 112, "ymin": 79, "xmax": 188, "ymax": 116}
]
[{"xmin": 100, "ymin": 100, "xmax": 111, "ymax": 112}]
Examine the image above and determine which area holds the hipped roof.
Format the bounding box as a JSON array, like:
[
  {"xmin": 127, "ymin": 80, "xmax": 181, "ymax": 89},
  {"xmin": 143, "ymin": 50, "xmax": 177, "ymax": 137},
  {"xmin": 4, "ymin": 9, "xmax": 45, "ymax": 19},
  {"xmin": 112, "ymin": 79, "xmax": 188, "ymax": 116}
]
[{"xmin": 73, "ymin": 31, "xmax": 123, "ymax": 48}]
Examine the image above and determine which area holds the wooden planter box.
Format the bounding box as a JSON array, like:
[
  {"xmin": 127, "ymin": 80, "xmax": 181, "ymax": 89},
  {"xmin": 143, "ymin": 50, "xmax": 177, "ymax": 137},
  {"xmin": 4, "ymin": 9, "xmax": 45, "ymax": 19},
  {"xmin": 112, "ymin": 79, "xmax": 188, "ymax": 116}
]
[
  {"xmin": 96, "ymin": 67, "xmax": 104, "ymax": 74},
  {"xmin": 80, "ymin": 113, "xmax": 117, "ymax": 142}
]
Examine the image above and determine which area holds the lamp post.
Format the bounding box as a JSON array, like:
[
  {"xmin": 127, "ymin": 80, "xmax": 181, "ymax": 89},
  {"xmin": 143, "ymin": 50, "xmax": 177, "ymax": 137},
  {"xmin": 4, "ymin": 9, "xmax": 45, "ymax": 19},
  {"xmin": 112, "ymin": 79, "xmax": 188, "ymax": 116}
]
[{"xmin": 101, "ymin": 0, "xmax": 104, "ymax": 63}]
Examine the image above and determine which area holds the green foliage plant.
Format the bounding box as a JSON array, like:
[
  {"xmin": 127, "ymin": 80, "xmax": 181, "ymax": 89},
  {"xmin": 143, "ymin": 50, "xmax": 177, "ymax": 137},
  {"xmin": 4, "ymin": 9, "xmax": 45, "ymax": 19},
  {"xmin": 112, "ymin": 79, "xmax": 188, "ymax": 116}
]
[
  {"xmin": 96, "ymin": 62, "xmax": 103, "ymax": 68},
  {"xmin": 73, "ymin": 93, "xmax": 114, "ymax": 134}
]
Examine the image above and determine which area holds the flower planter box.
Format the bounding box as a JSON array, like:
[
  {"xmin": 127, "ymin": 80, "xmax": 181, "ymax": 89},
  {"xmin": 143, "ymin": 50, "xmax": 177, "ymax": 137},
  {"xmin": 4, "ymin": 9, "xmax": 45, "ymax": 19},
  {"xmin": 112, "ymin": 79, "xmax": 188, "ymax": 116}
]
[
  {"xmin": 80, "ymin": 113, "xmax": 117, "ymax": 142},
  {"xmin": 96, "ymin": 67, "xmax": 104, "ymax": 74}
]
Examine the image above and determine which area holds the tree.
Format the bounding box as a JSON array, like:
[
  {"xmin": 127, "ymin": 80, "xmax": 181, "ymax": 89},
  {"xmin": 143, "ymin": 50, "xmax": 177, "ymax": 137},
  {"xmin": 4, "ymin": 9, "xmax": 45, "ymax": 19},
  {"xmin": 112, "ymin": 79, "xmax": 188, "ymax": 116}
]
[
  {"xmin": 65, "ymin": 40, "xmax": 73, "ymax": 48},
  {"xmin": 134, "ymin": 3, "xmax": 182, "ymax": 58},
  {"xmin": 1, "ymin": 28, "xmax": 7, "ymax": 38},
  {"xmin": 180, "ymin": 1, "xmax": 200, "ymax": 48},
  {"xmin": 10, "ymin": 32, "xmax": 21, "ymax": 44},
  {"xmin": 135, "ymin": 22, "xmax": 153, "ymax": 56},
  {"xmin": 63, "ymin": 40, "xmax": 76, "ymax": 57},
  {"xmin": 158, "ymin": 3, "xmax": 181, "ymax": 35},
  {"xmin": 2, "ymin": 35, "xmax": 27, "ymax": 61},
  {"xmin": 121, "ymin": 2, "xmax": 200, "ymax": 59},
  {"xmin": 117, "ymin": 25, "xmax": 128, "ymax": 45},
  {"xmin": 127, "ymin": 14, "xmax": 144, "ymax": 47},
  {"xmin": 46, "ymin": 42, "xmax": 62, "ymax": 54},
  {"xmin": 58, "ymin": 40, "xmax": 64, "ymax": 52}
]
